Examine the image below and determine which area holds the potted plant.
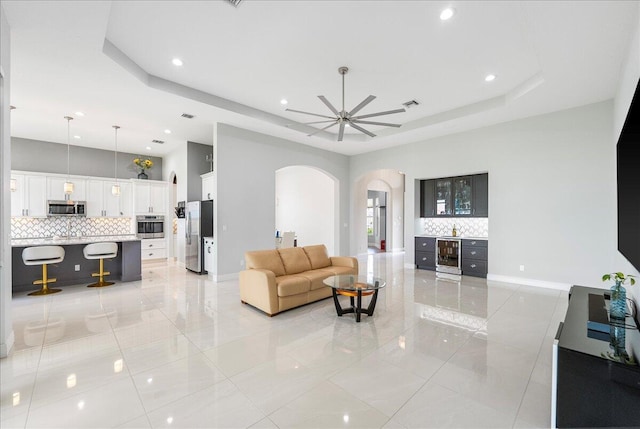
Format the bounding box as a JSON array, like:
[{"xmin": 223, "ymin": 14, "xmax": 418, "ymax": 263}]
[
  {"xmin": 133, "ymin": 157, "xmax": 153, "ymax": 179},
  {"xmin": 602, "ymin": 272, "xmax": 636, "ymax": 320}
]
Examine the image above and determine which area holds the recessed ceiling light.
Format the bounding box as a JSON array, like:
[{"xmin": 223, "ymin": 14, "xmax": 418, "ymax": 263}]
[
  {"xmin": 75, "ymin": 111, "xmax": 85, "ymax": 117},
  {"xmin": 73, "ymin": 135, "xmax": 81, "ymax": 139},
  {"xmin": 172, "ymin": 58, "xmax": 183, "ymax": 67},
  {"xmin": 146, "ymin": 146, "xmax": 151, "ymax": 150},
  {"xmin": 440, "ymin": 8, "xmax": 455, "ymax": 21},
  {"xmin": 280, "ymin": 99, "xmax": 288, "ymax": 105},
  {"xmin": 164, "ymin": 129, "xmax": 171, "ymax": 134},
  {"xmin": 485, "ymin": 74, "xmax": 496, "ymax": 82}
]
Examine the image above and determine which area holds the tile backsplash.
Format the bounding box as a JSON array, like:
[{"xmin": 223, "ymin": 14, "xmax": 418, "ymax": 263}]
[
  {"xmin": 11, "ymin": 217, "xmax": 133, "ymax": 239},
  {"xmin": 420, "ymin": 217, "xmax": 488, "ymax": 238}
]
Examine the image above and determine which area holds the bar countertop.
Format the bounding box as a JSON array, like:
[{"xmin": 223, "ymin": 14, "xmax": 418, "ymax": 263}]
[{"xmin": 11, "ymin": 234, "xmax": 140, "ymax": 247}]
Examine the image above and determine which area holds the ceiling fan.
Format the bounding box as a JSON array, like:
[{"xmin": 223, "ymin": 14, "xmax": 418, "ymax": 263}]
[{"xmin": 286, "ymin": 66, "xmax": 405, "ymax": 141}]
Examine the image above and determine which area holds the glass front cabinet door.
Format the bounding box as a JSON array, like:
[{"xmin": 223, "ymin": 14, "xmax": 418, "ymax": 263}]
[
  {"xmin": 453, "ymin": 176, "xmax": 472, "ymax": 216},
  {"xmin": 435, "ymin": 179, "xmax": 452, "ymax": 216}
]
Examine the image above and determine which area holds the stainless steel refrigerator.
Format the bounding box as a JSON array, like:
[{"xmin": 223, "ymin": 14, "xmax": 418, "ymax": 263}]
[{"xmin": 185, "ymin": 200, "xmax": 213, "ymax": 273}]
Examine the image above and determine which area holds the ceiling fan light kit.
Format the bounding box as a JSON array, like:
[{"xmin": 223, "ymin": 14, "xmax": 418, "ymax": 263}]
[{"xmin": 286, "ymin": 66, "xmax": 405, "ymax": 141}]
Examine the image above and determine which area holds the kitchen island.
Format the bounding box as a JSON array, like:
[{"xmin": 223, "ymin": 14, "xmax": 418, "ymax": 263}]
[{"xmin": 11, "ymin": 235, "xmax": 141, "ymax": 293}]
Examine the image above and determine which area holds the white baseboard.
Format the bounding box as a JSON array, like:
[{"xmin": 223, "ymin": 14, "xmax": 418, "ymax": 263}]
[
  {"xmin": 0, "ymin": 330, "xmax": 15, "ymax": 358},
  {"xmin": 404, "ymin": 263, "xmax": 417, "ymax": 269},
  {"xmin": 487, "ymin": 274, "xmax": 572, "ymax": 292}
]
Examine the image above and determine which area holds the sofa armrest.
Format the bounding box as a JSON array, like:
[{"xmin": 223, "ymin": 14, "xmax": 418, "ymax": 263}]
[
  {"xmin": 330, "ymin": 256, "xmax": 358, "ymax": 272},
  {"xmin": 239, "ymin": 269, "xmax": 279, "ymax": 316}
]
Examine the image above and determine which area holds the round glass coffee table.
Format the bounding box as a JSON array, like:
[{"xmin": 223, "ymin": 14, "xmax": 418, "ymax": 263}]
[{"xmin": 323, "ymin": 275, "xmax": 386, "ymax": 322}]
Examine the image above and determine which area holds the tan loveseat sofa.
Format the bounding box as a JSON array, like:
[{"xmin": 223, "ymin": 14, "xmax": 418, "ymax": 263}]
[{"xmin": 239, "ymin": 245, "xmax": 358, "ymax": 316}]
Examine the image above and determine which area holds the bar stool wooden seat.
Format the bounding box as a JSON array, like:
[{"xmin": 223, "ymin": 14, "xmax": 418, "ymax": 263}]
[
  {"xmin": 83, "ymin": 242, "xmax": 118, "ymax": 288},
  {"xmin": 22, "ymin": 246, "xmax": 65, "ymax": 296}
]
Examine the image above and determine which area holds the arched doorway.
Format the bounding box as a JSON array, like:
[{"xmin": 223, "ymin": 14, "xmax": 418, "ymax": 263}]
[
  {"xmin": 275, "ymin": 166, "xmax": 338, "ymax": 255},
  {"xmin": 353, "ymin": 169, "xmax": 405, "ymax": 255}
]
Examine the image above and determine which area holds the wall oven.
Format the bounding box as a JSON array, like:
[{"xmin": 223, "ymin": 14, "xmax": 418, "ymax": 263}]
[
  {"xmin": 47, "ymin": 200, "xmax": 86, "ymax": 217},
  {"xmin": 436, "ymin": 238, "xmax": 461, "ymax": 278},
  {"xmin": 136, "ymin": 215, "xmax": 165, "ymax": 239}
]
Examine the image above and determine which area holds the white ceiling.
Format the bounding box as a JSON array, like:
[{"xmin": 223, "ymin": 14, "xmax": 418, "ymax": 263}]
[{"xmin": 4, "ymin": 0, "xmax": 639, "ymax": 156}]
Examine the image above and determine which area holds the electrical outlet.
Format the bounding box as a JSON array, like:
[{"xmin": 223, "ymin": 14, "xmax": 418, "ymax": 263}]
[
  {"xmin": 519, "ymin": 265, "xmax": 525, "ymax": 272},
  {"xmin": 75, "ymin": 264, "xmax": 80, "ymax": 271}
]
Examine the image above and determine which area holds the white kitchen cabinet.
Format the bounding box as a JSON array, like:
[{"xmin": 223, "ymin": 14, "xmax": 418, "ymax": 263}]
[
  {"xmin": 204, "ymin": 237, "xmax": 214, "ymax": 273},
  {"xmin": 107, "ymin": 181, "xmax": 132, "ymax": 217},
  {"xmin": 134, "ymin": 180, "xmax": 168, "ymax": 214},
  {"xmin": 47, "ymin": 176, "xmax": 86, "ymax": 201},
  {"xmin": 141, "ymin": 238, "xmax": 167, "ymax": 260},
  {"xmin": 11, "ymin": 174, "xmax": 47, "ymax": 217},
  {"xmin": 87, "ymin": 179, "xmax": 132, "ymax": 217},
  {"xmin": 201, "ymin": 171, "xmax": 215, "ymax": 201}
]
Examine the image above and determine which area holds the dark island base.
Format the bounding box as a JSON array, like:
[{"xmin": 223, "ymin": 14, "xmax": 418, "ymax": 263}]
[{"xmin": 12, "ymin": 241, "xmax": 142, "ymax": 294}]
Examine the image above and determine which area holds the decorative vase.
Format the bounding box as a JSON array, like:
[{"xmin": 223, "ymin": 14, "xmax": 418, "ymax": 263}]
[
  {"xmin": 609, "ymin": 320, "xmax": 627, "ymax": 358},
  {"xmin": 137, "ymin": 171, "xmax": 148, "ymax": 180},
  {"xmin": 609, "ymin": 282, "xmax": 627, "ymax": 320}
]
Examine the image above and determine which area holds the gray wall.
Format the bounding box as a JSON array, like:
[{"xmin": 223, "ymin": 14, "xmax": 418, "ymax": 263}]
[
  {"xmin": 215, "ymin": 124, "xmax": 350, "ymax": 277},
  {"xmin": 1, "ymin": 4, "xmax": 13, "ymax": 357},
  {"xmin": 186, "ymin": 141, "xmax": 212, "ymax": 202},
  {"xmin": 351, "ymin": 101, "xmax": 616, "ymax": 289},
  {"xmin": 11, "ymin": 137, "xmax": 164, "ymax": 180}
]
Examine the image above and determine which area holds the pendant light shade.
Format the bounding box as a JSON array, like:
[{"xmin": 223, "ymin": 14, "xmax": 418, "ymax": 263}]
[
  {"xmin": 64, "ymin": 116, "xmax": 74, "ymax": 196},
  {"xmin": 112, "ymin": 125, "xmax": 121, "ymax": 197}
]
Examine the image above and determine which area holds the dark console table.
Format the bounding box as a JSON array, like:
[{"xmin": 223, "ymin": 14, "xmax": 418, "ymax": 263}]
[{"xmin": 554, "ymin": 285, "xmax": 640, "ymax": 428}]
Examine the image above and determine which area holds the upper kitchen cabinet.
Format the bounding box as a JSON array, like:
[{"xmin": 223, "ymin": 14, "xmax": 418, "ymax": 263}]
[
  {"xmin": 472, "ymin": 173, "xmax": 489, "ymax": 217},
  {"xmin": 11, "ymin": 173, "xmax": 47, "ymax": 217},
  {"xmin": 420, "ymin": 173, "xmax": 488, "ymax": 218},
  {"xmin": 47, "ymin": 176, "xmax": 86, "ymax": 201},
  {"xmin": 133, "ymin": 180, "xmax": 168, "ymax": 215},
  {"xmin": 87, "ymin": 179, "xmax": 132, "ymax": 217},
  {"xmin": 201, "ymin": 171, "xmax": 215, "ymax": 201}
]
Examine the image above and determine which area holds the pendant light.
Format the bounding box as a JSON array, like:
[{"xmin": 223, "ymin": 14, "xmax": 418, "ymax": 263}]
[
  {"xmin": 63, "ymin": 116, "xmax": 74, "ymax": 196},
  {"xmin": 112, "ymin": 125, "xmax": 121, "ymax": 196}
]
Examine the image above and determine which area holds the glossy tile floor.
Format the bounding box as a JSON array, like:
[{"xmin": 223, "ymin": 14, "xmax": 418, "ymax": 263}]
[{"xmin": 1, "ymin": 253, "xmax": 567, "ymax": 428}]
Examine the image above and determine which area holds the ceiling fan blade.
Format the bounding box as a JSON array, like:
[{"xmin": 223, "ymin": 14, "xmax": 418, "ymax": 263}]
[
  {"xmin": 303, "ymin": 120, "xmax": 338, "ymax": 125},
  {"xmin": 318, "ymin": 96, "xmax": 340, "ymax": 116},
  {"xmin": 351, "ymin": 119, "xmax": 402, "ymax": 128},
  {"xmin": 349, "ymin": 122, "xmax": 376, "ymax": 138},
  {"xmin": 286, "ymin": 108, "xmax": 336, "ymax": 120},
  {"xmin": 348, "ymin": 95, "xmax": 376, "ymax": 116},
  {"xmin": 307, "ymin": 121, "xmax": 338, "ymax": 137},
  {"xmin": 351, "ymin": 108, "xmax": 406, "ymax": 120},
  {"xmin": 337, "ymin": 122, "xmax": 346, "ymax": 141}
]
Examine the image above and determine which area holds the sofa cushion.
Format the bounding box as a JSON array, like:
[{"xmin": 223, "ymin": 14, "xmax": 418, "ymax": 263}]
[
  {"xmin": 296, "ymin": 269, "xmax": 334, "ymax": 291},
  {"xmin": 303, "ymin": 245, "xmax": 331, "ymax": 269},
  {"xmin": 318, "ymin": 265, "xmax": 355, "ymax": 276},
  {"xmin": 275, "ymin": 275, "xmax": 311, "ymax": 297},
  {"xmin": 278, "ymin": 247, "xmax": 312, "ymax": 275},
  {"xmin": 245, "ymin": 250, "xmax": 286, "ymax": 277}
]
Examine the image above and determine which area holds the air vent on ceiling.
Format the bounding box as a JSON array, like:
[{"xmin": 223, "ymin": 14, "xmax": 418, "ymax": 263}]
[
  {"xmin": 181, "ymin": 113, "xmax": 195, "ymax": 119},
  {"xmin": 152, "ymin": 139, "xmax": 165, "ymax": 144},
  {"xmin": 225, "ymin": 0, "xmax": 243, "ymax": 7},
  {"xmin": 402, "ymin": 100, "xmax": 420, "ymax": 108}
]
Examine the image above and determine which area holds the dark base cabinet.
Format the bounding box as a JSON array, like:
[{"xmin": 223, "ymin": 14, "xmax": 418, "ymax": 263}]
[
  {"xmin": 415, "ymin": 237, "xmax": 436, "ymax": 270},
  {"xmin": 461, "ymin": 239, "xmax": 488, "ymax": 278},
  {"xmin": 555, "ymin": 286, "xmax": 640, "ymax": 428}
]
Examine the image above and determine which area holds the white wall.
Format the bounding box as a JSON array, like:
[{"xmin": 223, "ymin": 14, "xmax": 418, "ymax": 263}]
[
  {"xmin": 613, "ymin": 9, "xmax": 640, "ymax": 359},
  {"xmin": 162, "ymin": 143, "xmax": 188, "ymax": 265},
  {"xmin": 0, "ymin": 4, "xmax": 13, "ymax": 358},
  {"xmin": 275, "ymin": 166, "xmax": 336, "ymax": 255},
  {"xmin": 351, "ymin": 101, "xmax": 615, "ymax": 289},
  {"xmin": 214, "ymin": 124, "xmax": 350, "ymax": 278}
]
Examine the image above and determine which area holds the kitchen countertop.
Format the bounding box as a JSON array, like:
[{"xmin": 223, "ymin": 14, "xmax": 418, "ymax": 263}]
[
  {"xmin": 416, "ymin": 235, "xmax": 488, "ymax": 240},
  {"xmin": 11, "ymin": 234, "xmax": 140, "ymax": 247}
]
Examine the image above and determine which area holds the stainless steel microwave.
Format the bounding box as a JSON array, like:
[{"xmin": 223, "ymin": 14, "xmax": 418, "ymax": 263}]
[{"xmin": 47, "ymin": 200, "xmax": 87, "ymax": 217}]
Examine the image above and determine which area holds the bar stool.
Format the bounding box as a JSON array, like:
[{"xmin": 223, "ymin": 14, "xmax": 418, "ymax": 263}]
[
  {"xmin": 83, "ymin": 242, "xmax": 118, "ymax": 288},
  {"xmin": 22, "ymin": 246, "xmax": 65, "ymax": 296}
]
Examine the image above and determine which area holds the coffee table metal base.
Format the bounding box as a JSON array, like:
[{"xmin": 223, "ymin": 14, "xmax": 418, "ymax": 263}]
[{"xmin": 331, "ymin": 286, "xmax": 380, "ymax": 322}]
